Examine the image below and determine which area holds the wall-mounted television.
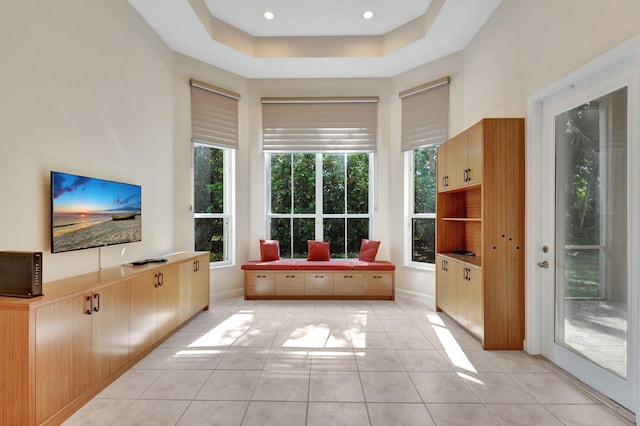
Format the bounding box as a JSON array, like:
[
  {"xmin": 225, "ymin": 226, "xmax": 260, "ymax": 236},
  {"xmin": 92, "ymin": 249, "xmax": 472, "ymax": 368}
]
[{"xmin": 51, "ymin": 171, "xmax": 142, "ymax": 253}]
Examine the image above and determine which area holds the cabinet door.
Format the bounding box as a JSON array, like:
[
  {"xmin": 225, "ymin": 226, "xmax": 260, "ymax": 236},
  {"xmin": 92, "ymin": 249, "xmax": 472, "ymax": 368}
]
[
  {"xmin": 467, "ymin": 266, "xmax": 484, "ymax": 340},
  {"xmin": 305, "ymin": 272, "xmax": 334, "ymax": 296},
  {"xmin": 276, "ymin": 272, "xmax": 304, "ymax": 295},
  {"xmin": 129, "ymin": 273, "xmax": 158, "ymax": 357},
  {"xmin": 444, "ymin": 260, "xmax": 459, "ymax": 319},
  {"xmin": 156, "ymin": 265, "xmax": 179, "ymax": 339},
  {"xmin": 92, "ymin": 281, "xmax": 130, "ymax": 384},
  {"xmin": 245, "ymin": 271, "xmax": 276, "ymax": 297},
  {"xmin": 179, "ymin": 257, "xmax": 210, "ymax": 323},
  {"xmin": 436, "ymin": 142, "xmax": 448, "ymax": 191},
  {"xmin": 435, "ymin": 256, "xmax": 448, "ymax": 311},
  {"xmin": 362, "ymin": 272, "xmax": 393, "ymax": 297},
  {"xmin": 455, "ymin": 264, "xmax": 471, "ymax": 328},
  {"xmin": 467, "ymin": 122, "xmax": 483, "ymax": 186},
  {"xmin": 35, "ymin": 295, "xmax": 92, "ymax": 424},
  {"xmin": 447, "ymin": 133, "xmax": 468, "ymax": 189},
  {"xmin": 334, "ymin": 272, "xmax": 363, "ymax": 296}
]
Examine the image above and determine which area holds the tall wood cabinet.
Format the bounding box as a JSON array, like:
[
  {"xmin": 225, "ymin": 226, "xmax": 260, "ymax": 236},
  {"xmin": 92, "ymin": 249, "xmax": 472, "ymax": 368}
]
[
  {"xmin": 436, "ymin": 118, "xmax": 524, "ymax": 350},
  {"xmin": 0, "ymin": 251, "xmax": 210, "ymax": 426}
]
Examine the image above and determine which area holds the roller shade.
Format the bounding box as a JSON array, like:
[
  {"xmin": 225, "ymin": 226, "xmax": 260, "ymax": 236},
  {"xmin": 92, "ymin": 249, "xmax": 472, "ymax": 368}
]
[
  {"xmin": 262, "ymin": 97, "xmax": 378, "ymax": 153},
  {"xmin": 190, "ymin": 79, "xmax": 240, "ymax": 149},
  {"xmin": 400, "ymin": 77, "xmax": 450, "ymax": 151}
]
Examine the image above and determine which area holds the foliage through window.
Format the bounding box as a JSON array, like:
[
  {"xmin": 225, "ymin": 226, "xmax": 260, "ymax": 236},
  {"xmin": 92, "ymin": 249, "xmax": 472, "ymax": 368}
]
[
  {"xmin": 268, "ymin": 153, "xmax": 371, "ymax": 258},
  {"xmin": 194, "ymin": 143, "xmax": 231, "ymax": 262},
  {"xmin": 411, "ymin": 146, "xmax": 437, "ymax": 264}
]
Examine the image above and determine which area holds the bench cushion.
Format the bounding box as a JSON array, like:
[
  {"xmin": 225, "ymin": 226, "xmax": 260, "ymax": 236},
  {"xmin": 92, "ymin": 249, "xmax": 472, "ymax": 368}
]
[
  {"xmin": 241, "ymin": 260, "xmax": 297, "ymax": 270},
  {"xmin": 295, "ymin": 260, "xmax": 354, "ymax": 270},
  {"xmin": 351, "ymin": 260, "xmax": 396, "ymax": 271}
]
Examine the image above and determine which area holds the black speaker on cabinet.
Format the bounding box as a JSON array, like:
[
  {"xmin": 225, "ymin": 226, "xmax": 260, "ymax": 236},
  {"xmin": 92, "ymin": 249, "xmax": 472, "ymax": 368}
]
[{"xmin": 0, "ymin": 251, "xmax": 43, "ymax": 297}]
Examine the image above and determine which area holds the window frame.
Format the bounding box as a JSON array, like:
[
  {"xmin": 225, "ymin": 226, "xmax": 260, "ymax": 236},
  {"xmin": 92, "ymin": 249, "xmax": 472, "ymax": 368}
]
[
  {"xmin": 405, "ymin": 146, "xmax": 437, "ymax": 270},
  {"xmin": 266, "ymin": 152, "xmax": 374, "ymax": 259},
  {"xmin": 193, "ymin": 142, "xmax": 235, "ymax": 267}
]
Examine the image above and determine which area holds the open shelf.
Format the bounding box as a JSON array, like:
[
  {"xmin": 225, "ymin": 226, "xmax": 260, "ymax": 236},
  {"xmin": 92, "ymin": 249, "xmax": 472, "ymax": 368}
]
[{"xmin": 438, "ymin": 252, "xmax": 482, "ymax": 268}]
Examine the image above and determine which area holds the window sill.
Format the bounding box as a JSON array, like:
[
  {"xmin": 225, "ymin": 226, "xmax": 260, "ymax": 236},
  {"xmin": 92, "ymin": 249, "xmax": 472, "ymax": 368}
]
[{"xmin": 405, "ymin": 261, "xmax": 435, "ymax": 272}]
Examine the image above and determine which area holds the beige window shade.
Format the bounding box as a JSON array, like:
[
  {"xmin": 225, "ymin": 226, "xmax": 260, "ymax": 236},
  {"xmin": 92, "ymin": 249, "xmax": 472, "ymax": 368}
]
[
  {"xmin": 190, "ymin": 79, "xmax": 240, "ymax": 149},
  {"xmin": 400, "ymin": 77, "xmax": 450, "ymax": 151},
  {"xmin": 261, "ymin": 97, "xmax": 379, "ymax": 153}
]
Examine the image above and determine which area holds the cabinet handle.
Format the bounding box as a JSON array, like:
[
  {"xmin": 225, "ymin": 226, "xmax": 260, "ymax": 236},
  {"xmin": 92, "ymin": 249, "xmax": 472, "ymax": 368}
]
[
  {"xmin": 154, "ymin": 273, "xmax": 159, "ymax": 288},
  {"xmin": 467, "ymin": 168, "xmax": 472, "ymax": 181},
  {"xmin": 86, "ymin": 295, "xmax": 93, "ymax": 315},
  {"xmin": 159, "ymin": 272, "xmax": 164, "ymax": 287},
  {"xmin": 315, "ymin": 275, "xmax": 324, "ymax": 278},
  {"xmin": 286, "ymin": 275, "xmax": 295, "ymax": 278},
  {"xmin": 93, "ymin": 293, "xmax": 100, "ymax": 312},
  {"xmin": 373, "ymin": 275, "xmax": 382, "ymax": 279},
  {"xmin": 257, "ymin": 275, "xmax": 267, "ymax": 278},
  {"xmin": 344, "ymin": 275, "xmax": 353, "ymax": 279}
]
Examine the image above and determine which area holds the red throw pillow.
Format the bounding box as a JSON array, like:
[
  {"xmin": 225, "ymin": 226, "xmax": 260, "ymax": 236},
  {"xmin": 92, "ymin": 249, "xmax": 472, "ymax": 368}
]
[
  {"xmin": 260, "ymin": 239, "xmax": 280, "ymax": 261},
  {"xmin": 307, "ymin": 240, "xmax": 330, "ymax": 261},
  {"xmin": 359, "ymin": 239, "xmax": 380, "ymax": 262}
]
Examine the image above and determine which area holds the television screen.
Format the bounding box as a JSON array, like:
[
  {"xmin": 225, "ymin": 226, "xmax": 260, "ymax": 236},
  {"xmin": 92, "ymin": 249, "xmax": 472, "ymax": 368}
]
[{"xmin": 51, "ymin": 171, "xmax": 142, "ymax": 253}]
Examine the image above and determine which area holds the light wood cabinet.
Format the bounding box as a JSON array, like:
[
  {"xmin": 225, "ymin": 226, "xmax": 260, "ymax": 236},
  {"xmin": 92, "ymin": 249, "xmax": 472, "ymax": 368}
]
[
  {"xmin": 178, "ymin": 254, "xmax": 210, "ymax": 323},
  {"xmin": 334, "ymin": 273, "xmax": 363, "ymax": 296},
  {"xmin": 305, "ymin": 272, "xmax": 334, "ymax": 296},
  {"xmin": 436, "ymin": 118, "xmax": 524, "ymax": 350},
  {"xmin": 0, "ymin": 251, "xmax": 209, "ymax": 425},
  {"xmin": 243, "ymin": 268, "xmax": 393, "ymax": 300},
  {"xmin": 245, "ymin": 271, "xmax": 276, "ymax": 297},
  {"xmin": 438, "ymin": 127, "xmax": 483, "ymax": 190},
  {"xmin": 362, "ymin": 272, "xmax": 393, "ymax": 297},
  {"xmin": 35, "ymin": 294, "xmax": 92, "ymax": 424},
  {"xmin": 276, "ymin": 272, "xmax": 304, "ymax": 296},
  {"xmin": 91, "ymin": 280, "xmax": 131, "ymax": 384}
]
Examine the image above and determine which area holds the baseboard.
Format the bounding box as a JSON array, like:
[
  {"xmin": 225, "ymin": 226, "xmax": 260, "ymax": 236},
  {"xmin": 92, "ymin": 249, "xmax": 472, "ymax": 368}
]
[
  {"xmin": 395, "ymin": 288, "xmax": 435, "ymax": 309},
  {"xmin": 210, "ymin": 288, "xmax": 244, "ymax": 301}
]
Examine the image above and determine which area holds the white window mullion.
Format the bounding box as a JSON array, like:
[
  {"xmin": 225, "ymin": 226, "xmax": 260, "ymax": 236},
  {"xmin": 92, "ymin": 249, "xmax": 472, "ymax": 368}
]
[{"xmin": 315, "ymin": 153, "xmax": 324, "ymax": 240}]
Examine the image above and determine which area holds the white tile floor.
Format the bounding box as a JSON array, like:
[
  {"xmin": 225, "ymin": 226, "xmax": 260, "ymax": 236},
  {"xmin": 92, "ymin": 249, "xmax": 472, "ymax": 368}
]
[{"xmin": 64, "ymin": 296, "xmax": 635, "ymax": 425}]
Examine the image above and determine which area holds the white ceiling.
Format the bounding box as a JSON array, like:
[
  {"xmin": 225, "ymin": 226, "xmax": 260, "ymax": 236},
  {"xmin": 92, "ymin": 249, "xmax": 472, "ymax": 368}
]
[{"xmin": 128, "ymin": 0, "xmax": 502, "ymax": 79}]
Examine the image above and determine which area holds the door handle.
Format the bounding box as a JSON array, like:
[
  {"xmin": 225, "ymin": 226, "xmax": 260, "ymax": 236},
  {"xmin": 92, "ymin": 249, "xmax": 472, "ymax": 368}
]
[{"xmin": 537, "ymin": 260, "xmax": 549, "ymax": 268}]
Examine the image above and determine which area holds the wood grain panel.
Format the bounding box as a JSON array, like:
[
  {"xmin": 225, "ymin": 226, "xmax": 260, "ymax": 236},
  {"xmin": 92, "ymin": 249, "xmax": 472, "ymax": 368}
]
[
  {"xmin": 245, "ymin": 272, "xmax": 276, "ymax": 297},
  {"xmin": 276, "ymin": 272, "xmax": 304, "ymax": 295},
  {"xmin": 362, "ymin": 273, "xmax": 393, "ymax": 297},
  {"xmin": 305, "ymin": 272, "xmax": 334, "ymax": 296},
  {"xmin": 91, "ymin": 280, "xmax": 130, "ymax": 384},
  {"xmin": 333, "ymin": 273, "xmax": 363, "ymax": 296}
]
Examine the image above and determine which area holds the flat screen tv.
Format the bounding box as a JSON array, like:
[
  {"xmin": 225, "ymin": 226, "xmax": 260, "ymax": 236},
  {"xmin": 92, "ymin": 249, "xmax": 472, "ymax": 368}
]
[{"xmin": 51, "ymin": 171, "xmax": 142, "ymax": 253}]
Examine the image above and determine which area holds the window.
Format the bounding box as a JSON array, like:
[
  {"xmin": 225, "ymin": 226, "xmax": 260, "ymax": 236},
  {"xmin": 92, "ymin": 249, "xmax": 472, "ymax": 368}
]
[
  {"xmin": 194, "ymin": 144, "xmax": 233, "ymax": 262},
  {"xmin": 190, "ymin": 79, "xmax": 239, "ymax": 264},
  {"xmin": 268, "ymin": 152, "xmax": 372, "ymax": 258},
  {"xmin": 400, "ymin": 77, "xmax": 449, "ymax": 266},
  {"xmin": 262, "ymin": 96, "xmax": 378, "ymax": 259},
  {"xmin": 409, "ymin": 147, "xmax": 437, "ymax": 264}
]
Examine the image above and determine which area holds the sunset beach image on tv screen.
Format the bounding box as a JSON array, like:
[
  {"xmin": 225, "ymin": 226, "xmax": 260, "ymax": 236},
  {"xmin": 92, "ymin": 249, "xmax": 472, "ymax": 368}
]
[{"xmin": 51, "ymin": 171, "xmax": 142, "ymax": 253}]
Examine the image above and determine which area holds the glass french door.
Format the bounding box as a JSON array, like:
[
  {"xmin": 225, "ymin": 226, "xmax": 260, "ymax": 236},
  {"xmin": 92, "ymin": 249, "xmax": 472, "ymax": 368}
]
[{"xmin": 540, "ymin": 71, "xmax": 636, "ymax": 411}]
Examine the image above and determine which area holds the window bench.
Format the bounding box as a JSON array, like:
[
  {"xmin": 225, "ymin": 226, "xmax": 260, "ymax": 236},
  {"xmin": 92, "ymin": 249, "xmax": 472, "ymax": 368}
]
[{"xmin": 241, "ymin": 260, "xmax": 395, "ymax": 300}]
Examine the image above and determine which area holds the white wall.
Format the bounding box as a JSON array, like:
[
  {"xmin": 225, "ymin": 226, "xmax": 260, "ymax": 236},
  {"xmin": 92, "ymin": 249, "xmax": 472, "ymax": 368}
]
[
  {"xmin": 463, "ymin": 0, "xmax": 640, "ymax": 126},
  {"xmin": 0, "ymin": 0, "xmax": 174, "ymax": 281},
  {"xmin": 172, "ymin": 53, "xmax": 249, "ymax": 298}
]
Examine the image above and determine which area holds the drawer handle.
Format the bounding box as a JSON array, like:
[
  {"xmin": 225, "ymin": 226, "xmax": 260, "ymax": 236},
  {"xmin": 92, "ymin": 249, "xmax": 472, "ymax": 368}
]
[
  {"xmin": 373, "ymin": 275, "xmax": 382, "ymax": 279},
  {"xmin": 286, "ymin": 275, "xmax": 295, "ymax": 278},
  {"xmin": 344, "ymin": 275, "xmax": 353, "ymax": 278},
  {"xmin": 315, "ymin": 275, "xmax": 324, "ymax": 278},
  {"xmin": 257, "ymin": 275, "xmax": 267, "ymax": 278}
]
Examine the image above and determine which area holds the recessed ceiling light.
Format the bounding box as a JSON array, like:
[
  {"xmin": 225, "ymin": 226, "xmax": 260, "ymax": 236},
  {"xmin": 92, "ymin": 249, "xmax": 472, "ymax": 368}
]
[
  {"xmin": 264, "ymin": 11, "xmax": 275, "ymax": 20},
  {"xmin": 363, "ymin": 10, "xmax": 375, "ymax": 20}
]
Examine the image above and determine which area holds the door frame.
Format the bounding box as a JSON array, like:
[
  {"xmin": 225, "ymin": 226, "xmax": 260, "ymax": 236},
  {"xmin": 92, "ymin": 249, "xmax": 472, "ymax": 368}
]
[{"xmin": 525, "ymin": 34, "xmax": 640, "ymax": 418}]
